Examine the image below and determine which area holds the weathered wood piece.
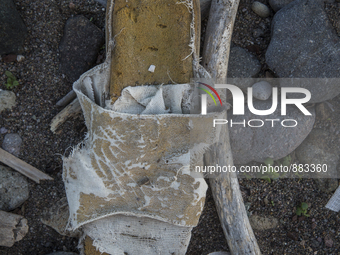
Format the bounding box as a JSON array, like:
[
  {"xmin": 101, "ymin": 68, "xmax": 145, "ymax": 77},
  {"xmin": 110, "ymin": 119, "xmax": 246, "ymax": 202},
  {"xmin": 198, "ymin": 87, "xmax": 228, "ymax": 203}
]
[
  {"xmin": 202, "ymin": 0, "xmax": 262, "ymax": 254},
  {"xmin": 109, "ymin": 0, "xmax": 200, "ymax": 101},
  {"xmin": 0, "ymin": 148, "xmax": 53, "ymax": 183},
  {"xmin": 0, "ymin": 210, "xmax": 28, "ymax": 247},
  {"xmin": 50, "ymin": 98, "xmax": 81, "ymax": 133},
  {"xmin": 56, "ymin": 90, "xmax": 77, "ymax": 107}
]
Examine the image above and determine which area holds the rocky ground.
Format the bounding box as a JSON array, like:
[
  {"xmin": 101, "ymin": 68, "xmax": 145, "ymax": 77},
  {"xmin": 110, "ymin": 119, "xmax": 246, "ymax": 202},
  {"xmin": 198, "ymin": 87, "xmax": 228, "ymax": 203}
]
[{"xmin": 0, "ymin": 0, "xmax": 340, "ymax": 254}]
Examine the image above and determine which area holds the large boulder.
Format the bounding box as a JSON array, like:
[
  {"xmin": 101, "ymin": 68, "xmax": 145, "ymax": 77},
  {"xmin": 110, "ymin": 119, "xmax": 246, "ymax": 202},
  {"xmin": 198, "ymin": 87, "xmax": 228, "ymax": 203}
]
[{"xmin": 2, "ymin": 133, "xmax": 22, "ymax": 157}]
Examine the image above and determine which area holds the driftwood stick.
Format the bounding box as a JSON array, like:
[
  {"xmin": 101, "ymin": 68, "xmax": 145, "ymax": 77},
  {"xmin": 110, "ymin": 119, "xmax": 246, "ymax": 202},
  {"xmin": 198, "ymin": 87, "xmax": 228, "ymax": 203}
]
[
  {"xmin": 0, "ymin": 148, "xmax": 53, "ymax": 183},
  {"xmin": 0, "ymin": 210, "xmax": 28, "ymax": 247},
  {"xmin": 202, "ymin": 0, "xmax": 239, "ymax": 83},
  {"xmin": 202, "ymin": 0, "xmax": 261, "ymax": 254},
  {"xmin": 50, "ymin": 98, "xmax": 81, "ymax": 133},
  {"xmin": 56, "ymin": 90, "xmax": 76, "ymax": 107}
]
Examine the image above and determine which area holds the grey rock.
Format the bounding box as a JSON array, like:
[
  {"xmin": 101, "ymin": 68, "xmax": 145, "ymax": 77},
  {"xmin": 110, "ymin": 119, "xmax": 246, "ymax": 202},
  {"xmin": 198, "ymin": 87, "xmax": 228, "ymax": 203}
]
[
  {"xmin": 249, "ymin": 215, "xmax": 279, "ymax": 230},
  {"xmin": 252, "ymin": 81, "xmax": 272, "ymax": 100},
  {"xmin": 59, "ymin": 15, "xmax": 104, "ymax": 83},
  {"xmin": 266, "ymin": 0, "xmax": 340, "ymax": 103},
  {"xmin": 228, "ymin": 47, "xmax": 261, "ymax": 79},
  {"xmin": 0, "ymin": 0, "xmax": 27, "ymax": 55},
  {"xmin": 2, "ymin": 133, "xmax": 22, "ymax": 157},
  {"xmin": 0, "ymin": 90, "xmax": 16, "ymax": 113},
  {"xmin": 295, "ymin": 129, "xmax": 339, "ymax": 192},
  {"xmin": 227, "ymin": 47, "xmax": 262, "ymax": 89},
  {"xmin": 229, "ymin": 99, "xmax": 315, "ymax": 164},
  {"xmin": 41, "ymin": 197, "xmax": 81, "ymax": 238},
  {"xmin": 268, "ymin": 0, "xmax": 294, "ymax": 12},
  {"xmin": 278, "ymin": 78, "xmax": 340, "ymax": 104},
  {"xmin": 251, "ymin": 1, "xmax": 271, "ymax": 18},
  {"xmin": 0, "ymin": 210, "xmax": 28, "ymax": 247},
  {"xmin": 0, "ymin": 165, "xmax": 29, "ymax": 211}
]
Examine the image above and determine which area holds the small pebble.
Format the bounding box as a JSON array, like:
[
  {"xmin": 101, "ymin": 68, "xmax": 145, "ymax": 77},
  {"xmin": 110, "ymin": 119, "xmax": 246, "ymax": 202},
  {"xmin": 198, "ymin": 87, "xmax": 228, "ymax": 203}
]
[
  {"xmin": 325, "ymin": 236, "xmax": 333, "ymax": 247},
  {"xmin": 94, "ymin": 0, "xmax": 107, "ymax": 7},
  {"xmin": 253, "ymin": 28, "xmax": 265, "ymax": 38},
  {"xmin": 251, "ymin": 1, "xmax": 271, "ymax": 18},
  {"xmin": 264, "ymin": 197, "xmax": 269, "ymax": 205},
  {"xmin": 252, "ymin": 81, "xmax": 272, "ymax": 100},
  {"xmin": 69, "ymin": 2, "xmax": 76, "ymax": 9},
  {"xmin": 148, "ymin": 65, "xmax": 156, "ymax": 73},
  {"xmin": 2, "ymin": 133, "xmax": 23, "ymax": 157}
]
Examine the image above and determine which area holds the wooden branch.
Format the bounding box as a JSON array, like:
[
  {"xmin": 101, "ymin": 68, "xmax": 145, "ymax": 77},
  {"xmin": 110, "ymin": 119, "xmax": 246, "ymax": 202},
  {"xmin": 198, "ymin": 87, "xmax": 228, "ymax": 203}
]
[
  {"xmin": 0, "ymin": 210, "xmax": 28, "ymax": 247},
  {"xmin": 202, "ymin": 0, "xmax": 262, "ymax": 254},
  {"xmin": 56, "ymin": 90, "xmax": 76, "ymax": 107},
  {"xmin": 50, "ymin": 98, "xmax": 81, "ymax": 133},
  {"xmin": 0, "ymin": 148, "xmax": 53, "ymax": 183}
]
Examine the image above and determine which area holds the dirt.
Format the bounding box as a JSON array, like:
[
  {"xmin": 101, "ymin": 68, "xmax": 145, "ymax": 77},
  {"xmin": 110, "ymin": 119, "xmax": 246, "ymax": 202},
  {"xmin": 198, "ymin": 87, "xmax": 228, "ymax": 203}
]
[{"xmin": 0, "ymin": 0, "xmax": 340, "ymax": 255}]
